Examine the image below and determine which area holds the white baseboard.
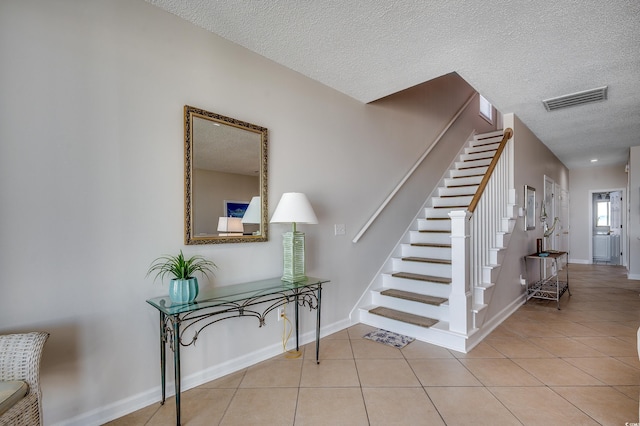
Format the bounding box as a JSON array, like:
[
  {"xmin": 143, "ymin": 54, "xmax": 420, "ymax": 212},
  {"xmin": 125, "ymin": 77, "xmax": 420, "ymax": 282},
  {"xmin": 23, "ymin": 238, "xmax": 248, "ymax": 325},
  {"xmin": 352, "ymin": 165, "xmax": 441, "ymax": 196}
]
[
  {"xmin": 52, "ymin": 318, "xmax": 352, "ymax": 426},
  {"xmin": 628, "ymin": 273, "xmax": 640, "ymax": 280},
  {"xmin": 466, "ymin": 295, "xmax": 525, "ymax": 351}
]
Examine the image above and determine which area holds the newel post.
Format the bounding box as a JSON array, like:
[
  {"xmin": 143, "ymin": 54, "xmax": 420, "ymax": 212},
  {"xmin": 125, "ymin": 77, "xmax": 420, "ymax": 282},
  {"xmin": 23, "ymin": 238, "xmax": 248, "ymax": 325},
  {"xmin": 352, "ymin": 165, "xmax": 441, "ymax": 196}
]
[{"xmin": 448, "ymin": 210, "xmax": 472, "ymax": 334}]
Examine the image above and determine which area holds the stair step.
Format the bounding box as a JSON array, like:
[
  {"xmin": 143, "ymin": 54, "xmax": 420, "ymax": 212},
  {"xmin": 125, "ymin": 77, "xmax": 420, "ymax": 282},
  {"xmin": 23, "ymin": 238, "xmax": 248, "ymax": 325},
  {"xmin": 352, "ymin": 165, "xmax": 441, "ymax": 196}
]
[
  {"xmin": 380, "ymin": 289, "xmax": 448, "ymax": 306},
  {"xmin": 402, "ymin": 256, "xmax": 451, "ymax": 265},
  {"xmin": 433, "ymin": 205, "xmax": 468, "ymax": 209},
  {"xmin": 418, "ymin": 229, "xmax": 450, "ymax": 233},
  {"xmin": 369, "ymin": 307, "xmax": 438, "ymax": 328},
  {"xmin": 391, "ymin": 272, "xmax": 451, "ymax": 284},
  {"xmin": 411, "ymin": 243, "xmax": 451, "ymax": 248}
]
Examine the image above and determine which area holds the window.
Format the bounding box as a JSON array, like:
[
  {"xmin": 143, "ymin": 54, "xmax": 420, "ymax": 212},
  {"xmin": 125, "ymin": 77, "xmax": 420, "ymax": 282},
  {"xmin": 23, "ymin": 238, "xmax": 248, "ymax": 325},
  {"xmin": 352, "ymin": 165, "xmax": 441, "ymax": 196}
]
[
  {"xmin": 479, "ymin": 95, "xmax": 493, "ymax": 124},
  {"xmin": 596, "ymin": 200, "xmax": 610, "ymax": 227}
]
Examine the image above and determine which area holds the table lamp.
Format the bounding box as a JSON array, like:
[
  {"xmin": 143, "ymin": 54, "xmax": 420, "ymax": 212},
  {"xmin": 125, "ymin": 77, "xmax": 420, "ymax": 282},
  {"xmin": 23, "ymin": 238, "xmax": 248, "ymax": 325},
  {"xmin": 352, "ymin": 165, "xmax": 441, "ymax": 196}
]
[
  {"xmin": 241, "ymin": 196, "xmax": 261, "ymax": 235},
  {"xmin": 217, "ymin": 217, "xmax": 243, "ymax": 236},
  {"xmin": 270, "ymin": 192, "xmax": 318, "ymax": 282}
]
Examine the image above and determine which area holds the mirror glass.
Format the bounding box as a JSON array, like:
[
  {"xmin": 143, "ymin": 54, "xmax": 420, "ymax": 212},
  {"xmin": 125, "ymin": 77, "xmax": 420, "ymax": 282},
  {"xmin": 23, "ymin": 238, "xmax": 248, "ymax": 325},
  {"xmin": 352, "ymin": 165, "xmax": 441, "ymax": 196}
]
[{"xmin": 184, "ymin": 105, "xmax": 268, "ymax": 244}]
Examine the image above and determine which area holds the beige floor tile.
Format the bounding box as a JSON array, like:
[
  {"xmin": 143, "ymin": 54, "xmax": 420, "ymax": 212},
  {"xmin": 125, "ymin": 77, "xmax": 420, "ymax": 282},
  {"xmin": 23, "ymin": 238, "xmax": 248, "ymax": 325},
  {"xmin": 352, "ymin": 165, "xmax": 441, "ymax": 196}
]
[
  {"xmin": 401, "ymin": 339, "xmax": 456, "ymax": 359},
  {"xmin": 295, "ymin": 387, "xmax": 368, "ymax": 425},
  {"xmin": 300, "ymin": 358, "xmax": 360, "ymax": 387},
  {"xmin": 500, "ymin": 320, "xmax": 566, "ymax": 338},
  {"xmin": 563, "ymin": 357, "xmax": 640, "ymax": 385},
  {"xmin": 615, "ymin": 356, "xmax": 640, "ymax": 370},
  {"xmin": 355, "ymin": 358, "xmax": 421, "ymax": 387},
  {"xmin": 489, "ymin": 386, "xmax": 600, "ymax": 425},
  {"xmin": 426, "ymin": 387, "xmax": 521, "ymax": 425},
  {"xmin": 578, "ymin": 321, "xmax": 639, "ymax": 337},
  {"xmin": 239, "ymin": 358, "xmax": 302, "ymax": 388},
  {"xmin": 220, "ymin": 387, "xmax": 298, "ymax": 425},
  {"xmin": 546, "ymin": 320, "xmax": 609, "ymax": 337},
  {"xmin": 351, "ymin": 338, "xmax": 404, "ymax": 359},
  {"xmin": 572, "ymin": 336, "xmax": 637, "ymax": 357},
  {"xmin": 323, "ymin": 329, "xmax": 350, "ymax": 339},
  {"xmin": 527, "ymin": 336, "xmax": 605, "ymax": 357},
  {"xmin": 346, "ymin": 323, "xmax": 378, "ymax": 339},
  {"xmin": 552, "ymin": 386, "xmax": 638, "ymax": 425},
  {"xmin": 485, "ymin": 325, "xmax": 522, "ymax": 339},
  {"xmin": 486, "ymin": 337, "xmax": 555, "ymax": 358},
  {"xmin": 460, "ymin": 358, "xmax": 543, "ymax": 386},
  {"xmin": 303, "ymin": 337, "xmax": 353, "ymax": 360},
  {"xmin": 362, "ymin": 387, "xmax": 445, "ymax": 426},
  {"xmin": 614, "ymin": 385, "xmax": 640, "ymax": 400},
  {"xmin": 197, "ymin": 369, "xmax": 246, "ymax": 389},
  {"xmin": 408, "ymin": 358, "xmax": 481, "ymax": 386},
  {"xmin": 147, "ymin": 388, "xmax": 235, "ymax": 426},
  {"xmin": 104, "ymin": 403, "xmax": 159, "ymax": 425},
  {"xmin": 512, "ymin": 358, "xmax": 604, "ymax": 386},
  {"xmin": 450, "ymin": 341, "xmax": 505, "ymax": 359}
]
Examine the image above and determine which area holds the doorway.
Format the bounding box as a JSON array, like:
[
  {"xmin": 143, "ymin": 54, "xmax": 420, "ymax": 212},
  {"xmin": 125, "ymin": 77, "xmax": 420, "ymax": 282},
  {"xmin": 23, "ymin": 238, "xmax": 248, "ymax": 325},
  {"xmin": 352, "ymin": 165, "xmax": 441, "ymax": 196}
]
[{"xmin": 590, "ymin": 189, "xmax": 624, "ymax": 265}]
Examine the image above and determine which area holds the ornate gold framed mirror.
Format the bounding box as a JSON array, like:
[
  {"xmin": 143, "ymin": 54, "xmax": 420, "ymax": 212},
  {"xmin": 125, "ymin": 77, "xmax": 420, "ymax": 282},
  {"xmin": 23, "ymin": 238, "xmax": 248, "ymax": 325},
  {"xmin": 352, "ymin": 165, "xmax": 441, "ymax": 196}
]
[{"xmin": 184, "ymin": 105, "xmax": 268, "ymax": 244}]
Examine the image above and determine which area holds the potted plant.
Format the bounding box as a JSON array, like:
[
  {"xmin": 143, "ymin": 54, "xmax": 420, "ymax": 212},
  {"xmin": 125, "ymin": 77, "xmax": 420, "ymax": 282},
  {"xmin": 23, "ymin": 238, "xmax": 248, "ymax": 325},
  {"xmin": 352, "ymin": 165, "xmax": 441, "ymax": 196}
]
[{"xmin": 147, "ymin": 250, "xmax": 217, "ymax": 304}]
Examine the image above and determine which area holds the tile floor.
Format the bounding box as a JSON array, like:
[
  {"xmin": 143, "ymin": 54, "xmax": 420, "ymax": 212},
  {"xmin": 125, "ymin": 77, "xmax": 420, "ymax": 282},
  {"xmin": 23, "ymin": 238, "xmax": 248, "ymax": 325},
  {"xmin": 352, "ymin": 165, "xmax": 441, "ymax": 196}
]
[{"xmin": 108, "ymin": 264, "xmax": 640, "ymax": 425}]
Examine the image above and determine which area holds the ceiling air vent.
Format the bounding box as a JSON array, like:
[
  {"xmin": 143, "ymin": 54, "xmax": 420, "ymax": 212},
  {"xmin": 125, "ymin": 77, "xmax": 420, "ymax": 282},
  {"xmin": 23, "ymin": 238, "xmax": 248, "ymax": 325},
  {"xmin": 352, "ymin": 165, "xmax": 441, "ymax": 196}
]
[{"xmin": 542, "ymin": 86, "xmax": 608, "ymax": 111}]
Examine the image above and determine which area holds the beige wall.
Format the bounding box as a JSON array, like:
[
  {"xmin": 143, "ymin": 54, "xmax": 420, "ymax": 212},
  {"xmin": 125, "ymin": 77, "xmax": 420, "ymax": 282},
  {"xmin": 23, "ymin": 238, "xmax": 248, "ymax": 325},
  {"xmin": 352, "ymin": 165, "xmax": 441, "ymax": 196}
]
[
  {"xmin": 568, "ymin": 165, "xmax": 628, "ymax": 264},
  {"xmin": 0, "ymin": 1, "xmax": 492, "ymax": 424},
  {"xmin": 486, "ymin": 114, "xmax": 569, "ymax": 320}
]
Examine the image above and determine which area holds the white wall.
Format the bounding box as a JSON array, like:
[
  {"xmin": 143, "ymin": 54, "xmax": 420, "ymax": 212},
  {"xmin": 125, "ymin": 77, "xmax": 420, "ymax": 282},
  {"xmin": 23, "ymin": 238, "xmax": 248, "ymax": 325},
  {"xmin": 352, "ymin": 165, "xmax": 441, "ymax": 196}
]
[
  {"xmin": 0, "ymin": 1, "xmax": 488, "ymax": 424},
  {"xmin": 629, "ymin": 146, "xmax": 640, "ymax": 279},
  {"xmin": 568, "ymin": 165, "xmax": 628, "ymax": 264}
]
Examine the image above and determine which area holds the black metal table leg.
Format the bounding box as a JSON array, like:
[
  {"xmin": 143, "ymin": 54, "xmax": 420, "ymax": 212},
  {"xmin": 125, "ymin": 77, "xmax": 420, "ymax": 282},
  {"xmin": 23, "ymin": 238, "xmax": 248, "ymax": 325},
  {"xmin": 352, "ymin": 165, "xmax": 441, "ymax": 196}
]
[
  {"xmin": 173, "ymin": 318, "xmax": 181, "ymax": 425},
  {"xmin": 160, "ymin": 312, "xmax": 166, "ymax": 405},
  {"xmin": 295, "ymin": 291, "xmax": 300, "ymax": 352},
  {"xmin": 316, "ymin": 284, "xmax": 322, "ymax": 364}
]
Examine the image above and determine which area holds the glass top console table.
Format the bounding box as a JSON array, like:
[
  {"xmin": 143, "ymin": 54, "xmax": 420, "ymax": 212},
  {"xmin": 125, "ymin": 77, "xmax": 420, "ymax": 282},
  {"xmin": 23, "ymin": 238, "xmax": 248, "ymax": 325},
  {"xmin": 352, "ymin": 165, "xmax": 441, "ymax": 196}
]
[
  {"xmin": 524, "ymin": 251, "xmax": 570, "ymax": 310},
  {"xmin": 147, "ymin": 276, "xmax": 330, "ymax": 425}
]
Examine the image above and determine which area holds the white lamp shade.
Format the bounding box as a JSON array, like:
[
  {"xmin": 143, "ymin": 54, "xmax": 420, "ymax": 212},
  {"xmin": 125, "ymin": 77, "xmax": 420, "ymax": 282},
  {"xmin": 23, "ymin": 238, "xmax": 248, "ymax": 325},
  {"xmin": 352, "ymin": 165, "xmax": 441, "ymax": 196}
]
[
  {"xmin": 270, "ymin": 192, "xmax": 318, "ymax": 224},
  {"xmin": 217, "ymin": 217, "xmax": 244, "ymax": 233},
  {"xmin": 241, "ymin": 196, "xmax": 261, "ymax": 224}
]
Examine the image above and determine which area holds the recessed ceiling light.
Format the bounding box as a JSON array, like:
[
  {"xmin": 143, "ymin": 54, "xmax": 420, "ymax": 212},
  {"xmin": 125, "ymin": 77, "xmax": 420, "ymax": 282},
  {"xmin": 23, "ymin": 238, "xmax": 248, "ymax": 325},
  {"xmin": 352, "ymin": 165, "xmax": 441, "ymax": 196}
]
[{"xmin": 590, "ymin": 159, "xmax": 598, "ymax": 163}]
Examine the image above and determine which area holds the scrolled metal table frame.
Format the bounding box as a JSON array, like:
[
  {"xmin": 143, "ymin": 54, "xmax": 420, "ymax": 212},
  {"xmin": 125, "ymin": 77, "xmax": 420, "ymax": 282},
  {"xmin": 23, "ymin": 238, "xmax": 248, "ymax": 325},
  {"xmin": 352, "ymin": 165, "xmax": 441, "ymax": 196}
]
[{"xmin": 146, "ymin": 277, "xmax": 328, "ymax": 425}]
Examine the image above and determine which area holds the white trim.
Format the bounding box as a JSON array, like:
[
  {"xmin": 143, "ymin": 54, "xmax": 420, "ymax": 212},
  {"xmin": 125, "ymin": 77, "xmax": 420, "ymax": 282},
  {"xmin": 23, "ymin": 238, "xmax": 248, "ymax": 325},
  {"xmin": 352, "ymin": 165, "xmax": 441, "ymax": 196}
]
[
  {"xmin": 479, "ymin": 95, "xmax": 493, "ymax": 124},
  {"xmin": 588, "ymin": 187, "xmax": 626, "ymax": 267}
]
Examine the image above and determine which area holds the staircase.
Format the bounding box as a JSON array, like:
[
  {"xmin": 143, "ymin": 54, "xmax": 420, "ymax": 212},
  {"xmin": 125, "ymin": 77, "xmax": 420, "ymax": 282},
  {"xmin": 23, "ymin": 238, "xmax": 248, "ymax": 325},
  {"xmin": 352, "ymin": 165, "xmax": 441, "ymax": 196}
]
[{"xmin": 357, "ymin": 130, "xmax": 515, "ymax": 352}]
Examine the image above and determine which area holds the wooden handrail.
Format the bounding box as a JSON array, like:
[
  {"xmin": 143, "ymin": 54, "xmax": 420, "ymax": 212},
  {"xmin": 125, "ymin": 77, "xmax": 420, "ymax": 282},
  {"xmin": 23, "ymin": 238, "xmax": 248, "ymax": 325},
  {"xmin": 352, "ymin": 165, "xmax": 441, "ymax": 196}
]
[
  {"xmin": 352, "ymin": 92, "xmax": 478, "ymax": 243},
  {"xmin": 467, "ymin": 127, "xmax": 513, "ymax": 213}
]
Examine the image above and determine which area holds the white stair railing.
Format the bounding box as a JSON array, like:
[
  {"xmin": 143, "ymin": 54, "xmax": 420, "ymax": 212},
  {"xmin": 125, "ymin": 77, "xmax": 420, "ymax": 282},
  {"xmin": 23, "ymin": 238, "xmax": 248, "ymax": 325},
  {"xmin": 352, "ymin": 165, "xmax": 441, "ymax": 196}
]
[{"xmin": 449, "ymin": 129, "xmax": 514, "ymax": 335}]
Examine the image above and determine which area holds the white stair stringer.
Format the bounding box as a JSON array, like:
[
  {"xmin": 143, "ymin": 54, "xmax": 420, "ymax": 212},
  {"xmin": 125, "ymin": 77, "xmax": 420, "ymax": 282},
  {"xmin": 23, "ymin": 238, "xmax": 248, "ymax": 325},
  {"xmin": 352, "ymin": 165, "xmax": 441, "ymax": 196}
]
[{"xmin": 355, "ymin": 129, "xmax": 513, "ymax": 352}]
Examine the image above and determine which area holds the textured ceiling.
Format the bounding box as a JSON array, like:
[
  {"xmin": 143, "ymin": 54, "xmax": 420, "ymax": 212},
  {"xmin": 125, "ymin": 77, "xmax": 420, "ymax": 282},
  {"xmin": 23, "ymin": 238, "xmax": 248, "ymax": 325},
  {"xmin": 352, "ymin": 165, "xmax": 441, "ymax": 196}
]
[{"xmin": 148, "ymin": 0, "xmax": 640, "ymax": 169}]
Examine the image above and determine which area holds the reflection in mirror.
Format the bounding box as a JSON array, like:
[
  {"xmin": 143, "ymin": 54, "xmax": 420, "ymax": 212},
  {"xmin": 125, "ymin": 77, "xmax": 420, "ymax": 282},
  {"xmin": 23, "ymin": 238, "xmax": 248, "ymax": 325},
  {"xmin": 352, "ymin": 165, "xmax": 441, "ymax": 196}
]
[{"xmin": 184, "ymin": 105, "xmax": 268, "ymax": 244}]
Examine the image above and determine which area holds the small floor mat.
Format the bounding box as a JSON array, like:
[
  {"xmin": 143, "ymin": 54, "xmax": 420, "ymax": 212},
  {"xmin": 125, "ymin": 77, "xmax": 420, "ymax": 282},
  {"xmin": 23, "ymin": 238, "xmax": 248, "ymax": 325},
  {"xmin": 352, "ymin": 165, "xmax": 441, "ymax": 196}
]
[{"xmin": 363, "ymin": 328, "xmax": 415, "ymax": 349}]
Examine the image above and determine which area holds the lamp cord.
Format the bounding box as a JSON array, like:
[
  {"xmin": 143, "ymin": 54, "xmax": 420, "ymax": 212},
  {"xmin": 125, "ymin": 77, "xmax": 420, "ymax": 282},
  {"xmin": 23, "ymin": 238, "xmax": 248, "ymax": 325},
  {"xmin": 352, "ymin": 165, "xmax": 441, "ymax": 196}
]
[{"xmin": 281, "ymin": 300, "xmax": 301, "ymax": 359}]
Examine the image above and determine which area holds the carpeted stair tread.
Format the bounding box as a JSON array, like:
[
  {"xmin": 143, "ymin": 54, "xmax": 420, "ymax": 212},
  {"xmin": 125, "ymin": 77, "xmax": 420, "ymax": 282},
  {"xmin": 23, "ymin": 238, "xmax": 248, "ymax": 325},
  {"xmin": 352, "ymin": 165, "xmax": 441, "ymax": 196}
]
[
  {"xmin": 418, "ymin": 229, "xmax": 451, "ymax": 233},
  {"xmin": 411, "ymin": 243, "xmax": 451, "ymax": 248},
  {"xmin": 391, "ymin": 272, "xmax": 451, "ymax": 284},
  {"xmin": 463, "ymin": 155, "xmax": 494, "ymax": 162},
  {"xmin": 380, "ymin": 289, "xmax": 447, "ymax": 306},
  {"xmin": 402, "ymin": 256, "xmax": 452, "ymax": 265},
  {"xmin": 425, "ymin": 217, "xmax": 451, "ymax": 220},
  {"xmin": 433, "ymin": 205, "xmax": 469, "ymax": 209},
  {"xmin": 369, "ymin": 307, "xmax": 438, "ymax": 328}
]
